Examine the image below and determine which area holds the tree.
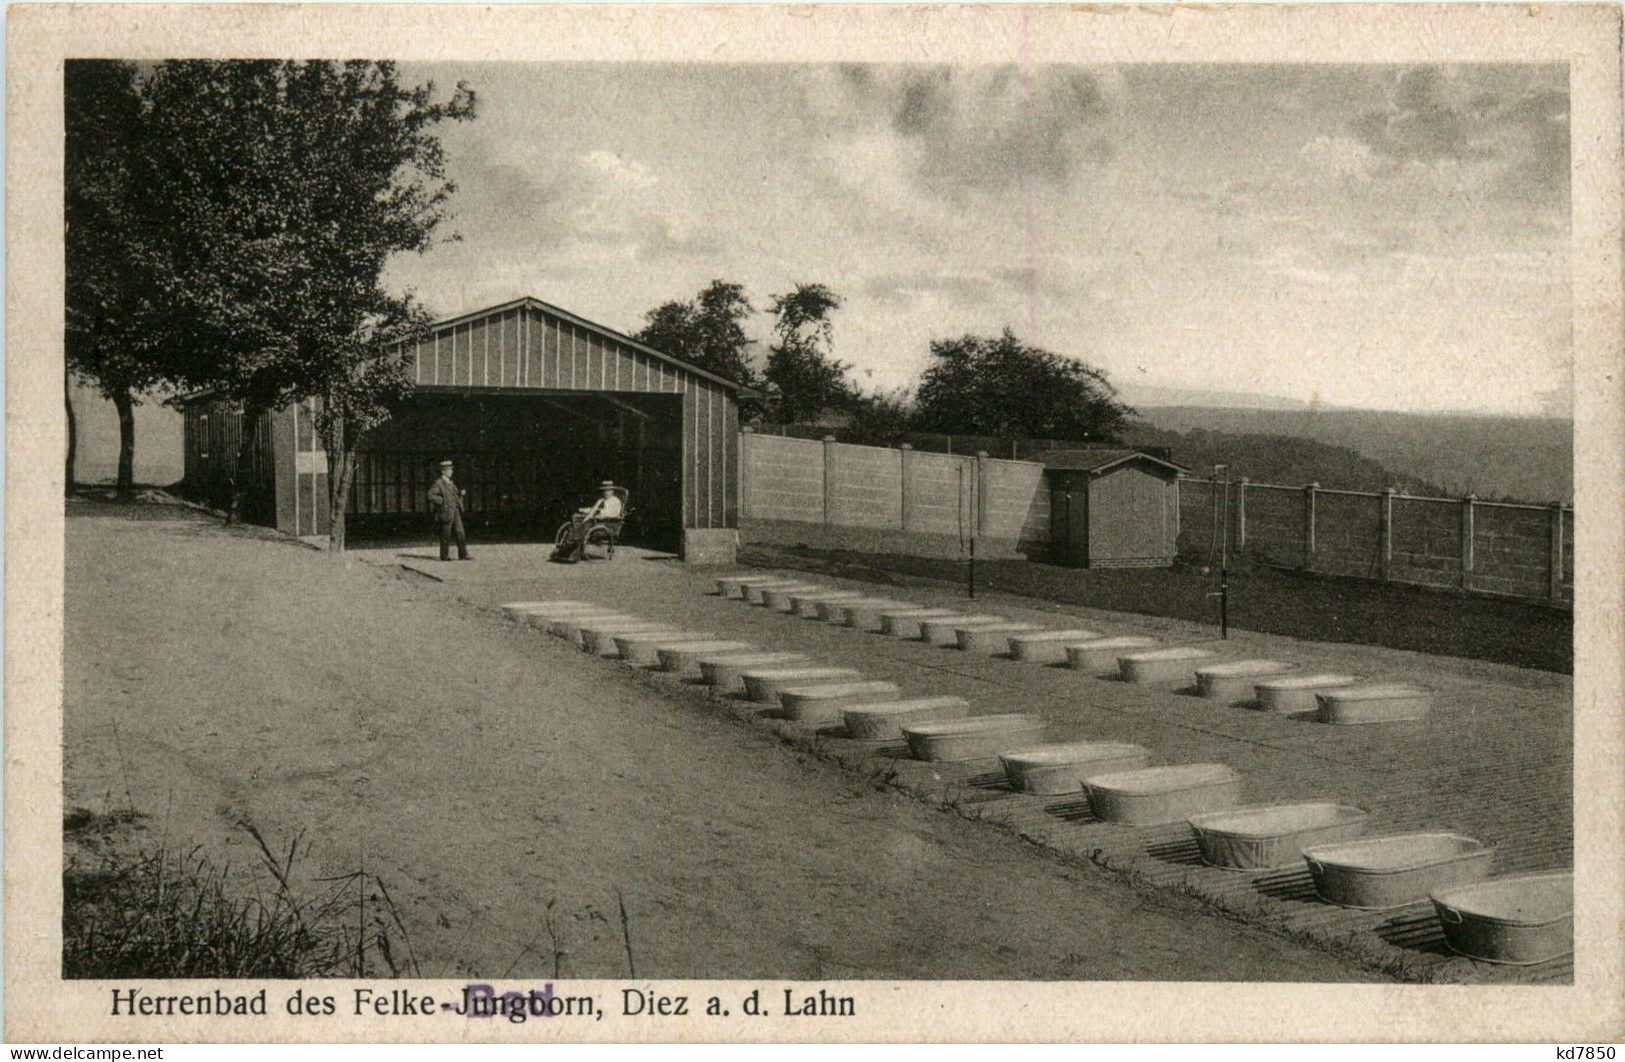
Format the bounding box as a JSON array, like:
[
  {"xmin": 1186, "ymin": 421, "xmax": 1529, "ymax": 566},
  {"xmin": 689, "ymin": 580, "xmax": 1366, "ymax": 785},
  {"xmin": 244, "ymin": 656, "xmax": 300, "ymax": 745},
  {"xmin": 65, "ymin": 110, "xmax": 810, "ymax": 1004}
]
[
  {"xmin": 64, "ymin": 60, "xmax": 169, "ymax": 498},
  {"xmin": 844, "ymin": 387, "xmax": 917, "ymax": 447},
  {"xmin": 912, "ymin": 328, "xmax": 1133, "ymax": 442},
  {"xmin": 135, "ymin": 60, "xmax": 476, "ymax": 549},
  {"xmin": 634, "ymin": 279, "xmax": 763, "ymax": 415},
  {"xmin": 763, "ymin": 283, "xmax": 856, "ymax": 423}
]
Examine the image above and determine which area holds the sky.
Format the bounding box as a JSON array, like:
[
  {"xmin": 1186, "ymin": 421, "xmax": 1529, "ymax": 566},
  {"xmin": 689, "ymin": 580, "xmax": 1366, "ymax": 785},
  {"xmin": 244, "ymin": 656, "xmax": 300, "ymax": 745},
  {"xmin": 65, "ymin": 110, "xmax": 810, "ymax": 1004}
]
[{"xmin": 384, "ymin": 62, "xmax": 1573, "ymax": 416}]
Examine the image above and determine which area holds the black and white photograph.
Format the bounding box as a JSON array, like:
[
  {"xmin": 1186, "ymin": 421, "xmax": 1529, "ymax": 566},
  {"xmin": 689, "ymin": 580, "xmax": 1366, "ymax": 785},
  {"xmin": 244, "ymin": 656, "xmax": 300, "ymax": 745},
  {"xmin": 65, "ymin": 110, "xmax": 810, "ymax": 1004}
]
[{"xmin": 7, "ymin": 1, "xmax": 1623, "ymax": 1046}]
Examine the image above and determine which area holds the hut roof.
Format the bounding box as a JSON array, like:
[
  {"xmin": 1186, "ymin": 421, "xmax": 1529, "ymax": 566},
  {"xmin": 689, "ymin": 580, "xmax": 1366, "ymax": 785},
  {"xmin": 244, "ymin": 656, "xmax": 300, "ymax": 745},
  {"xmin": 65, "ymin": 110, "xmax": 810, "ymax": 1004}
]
[{"xmin": 1042, "ymin": 449, "xmax": 1189, "ymax": 477}]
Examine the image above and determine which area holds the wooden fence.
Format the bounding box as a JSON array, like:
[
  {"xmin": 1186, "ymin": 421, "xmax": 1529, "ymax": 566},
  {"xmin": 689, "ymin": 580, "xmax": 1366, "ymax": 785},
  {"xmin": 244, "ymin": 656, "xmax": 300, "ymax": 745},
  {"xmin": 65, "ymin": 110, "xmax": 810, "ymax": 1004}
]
[{"xmin": 1179, "ymin": 477, "xmax": 1573, "ymax": 604}]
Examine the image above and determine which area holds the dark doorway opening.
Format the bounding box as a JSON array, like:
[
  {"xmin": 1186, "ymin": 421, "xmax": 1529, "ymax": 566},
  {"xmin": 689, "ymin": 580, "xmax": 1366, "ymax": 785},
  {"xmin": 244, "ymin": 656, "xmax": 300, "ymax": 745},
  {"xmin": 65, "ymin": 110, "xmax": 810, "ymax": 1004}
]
[{"xmin": 343, "ymin": 391, "xmax": 683, "ymax": 551}]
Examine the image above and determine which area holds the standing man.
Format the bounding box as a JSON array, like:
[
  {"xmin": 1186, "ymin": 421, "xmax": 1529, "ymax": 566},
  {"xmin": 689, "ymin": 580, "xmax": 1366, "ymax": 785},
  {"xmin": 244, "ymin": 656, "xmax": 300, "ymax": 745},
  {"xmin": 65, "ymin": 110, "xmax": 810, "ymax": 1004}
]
[{"xmin": 426, "ymin": 459, "xmax": 470, "ymax": 562}]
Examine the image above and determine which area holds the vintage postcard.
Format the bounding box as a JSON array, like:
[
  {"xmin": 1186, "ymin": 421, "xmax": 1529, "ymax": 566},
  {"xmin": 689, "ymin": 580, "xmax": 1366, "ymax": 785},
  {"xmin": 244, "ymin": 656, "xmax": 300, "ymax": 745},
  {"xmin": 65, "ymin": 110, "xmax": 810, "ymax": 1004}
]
[{"xmin": 6, "ymin": 2, "xmax": 1622, "ymax": 1045}]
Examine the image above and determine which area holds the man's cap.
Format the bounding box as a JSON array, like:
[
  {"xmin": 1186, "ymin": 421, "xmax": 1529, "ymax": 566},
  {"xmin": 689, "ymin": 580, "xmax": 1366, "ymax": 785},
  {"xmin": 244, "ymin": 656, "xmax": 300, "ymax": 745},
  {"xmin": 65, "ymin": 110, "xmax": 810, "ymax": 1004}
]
[
  {"xmin": 599, "ymin": 480, "xmax": 616, "ymax": 489},
  {"xmin": 439, "ymin": 460, "xmax": 454, "ymax": 468}
]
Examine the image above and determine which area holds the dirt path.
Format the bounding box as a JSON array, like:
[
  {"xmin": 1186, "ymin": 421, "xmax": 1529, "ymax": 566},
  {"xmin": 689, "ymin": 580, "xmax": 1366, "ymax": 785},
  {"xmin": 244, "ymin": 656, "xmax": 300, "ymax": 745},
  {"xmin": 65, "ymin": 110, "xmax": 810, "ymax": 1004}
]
[{"xmin": 64, "ymin": 499, "xmax": 1375, "ymax": 981}]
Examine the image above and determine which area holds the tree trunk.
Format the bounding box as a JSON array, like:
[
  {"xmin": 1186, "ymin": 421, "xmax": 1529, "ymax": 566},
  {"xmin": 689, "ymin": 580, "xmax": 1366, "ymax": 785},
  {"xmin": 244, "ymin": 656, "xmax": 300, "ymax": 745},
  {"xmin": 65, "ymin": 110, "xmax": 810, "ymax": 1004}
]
[
  {"xmin": 226, "ymin": 401, "xmax": 263, "ymax": 525},
  {"xmin": 111, "ymin": 387, "xmax": 136, "ymax": 500},
  {"xmin": 328, "ymin": 446, "xmax": 354, "ymax": 553},
  {"xmin": 64, "ymin": 373, "xmax": 78, "ymax": 495},
  {"xmin": 323, "ymin": 406, "xmax": 353, "ymax": 554}
]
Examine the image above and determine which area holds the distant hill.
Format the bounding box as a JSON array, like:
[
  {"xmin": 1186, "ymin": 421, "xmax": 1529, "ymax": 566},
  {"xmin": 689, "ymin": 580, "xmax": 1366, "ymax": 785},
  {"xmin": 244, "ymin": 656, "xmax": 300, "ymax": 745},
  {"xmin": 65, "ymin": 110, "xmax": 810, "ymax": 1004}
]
[
  {"xmin": 1130, "ymin": 406, "xmax": 1572, "ymax": 503},
  {"xmin": 1115, "ymin": 383, "xmax": 1313, "ymax": 412},
  {"xmin": 1122, "ymin": 421, "xmax": 1446, "ymax": 495}
]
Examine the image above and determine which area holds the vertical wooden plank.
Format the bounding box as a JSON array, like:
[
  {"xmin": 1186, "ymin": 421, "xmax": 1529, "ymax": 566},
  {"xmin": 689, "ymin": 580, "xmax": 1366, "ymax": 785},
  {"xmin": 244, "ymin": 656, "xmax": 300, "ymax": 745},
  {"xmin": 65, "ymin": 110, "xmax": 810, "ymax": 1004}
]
[
  {"xmin": 570, "ymin": 325, "xmax": 580, "ymax": 389},
  {"xmin": 535, "ymin": 309, "xmax": 549, "ymax": 390},
  {"xmin": 547, "ymin": 314, "xmax": 560, "ymax": 389},
  {"xmin": 496, "ymin": 312, "xmax": 508, "ymax": 387},
  {"xmin": 823, "ymin": 436, "xmax": 837, "ymax": 527},
  {"xmin": 503, "ymin": 311, "xmax": 516, "ymax": 388},
  {"xmin": 684, "ymin": 389, "xmax": 698, "ymax": 530},
  {"xmin": 1461, "ymin": 494, "xmax": 1476, "ymax": 590},
  {"xmin": 723, "ymin": 397, "xmax": 739, "ymax": 528},
  {"xmin": 1303, "ymin": 483, "xmax": 1318, "ymax": 570},
  {"xmin": 1235, "ymin": 477, "xmax": 1248, "ymax": 551},
  {"xmin": 1380, "ymin": 487, "xmax": 1395, "ymax": 581},
  {"xmin": 481, "ymin": 316, "xmax": 490, "ymax": 387},
  {"xmin": 1548, "ymin": 503, "xmax": 1565, "ymax": 601},
  {"xmin": 899, "ymin": 444, "xmax": 913, "ymax": 532},
  {"xmin": 707, "ymin": 385, "xmax": 717, "ymax": 527},
  {"xmin": 522, "ymin": 308, "xmax": 534, "ymax": 388}
]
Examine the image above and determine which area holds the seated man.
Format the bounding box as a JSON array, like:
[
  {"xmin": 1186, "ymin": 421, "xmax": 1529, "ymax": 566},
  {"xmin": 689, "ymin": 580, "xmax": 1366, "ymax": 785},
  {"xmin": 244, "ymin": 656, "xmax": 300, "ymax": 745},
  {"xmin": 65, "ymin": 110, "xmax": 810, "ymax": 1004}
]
[
  {"xmin": 553, "ymin": 482, "xmax": 623, "ymax": 564},
  {"xmin": 577, "ymin": 481, "xmax": 624, "ymax": 523}
]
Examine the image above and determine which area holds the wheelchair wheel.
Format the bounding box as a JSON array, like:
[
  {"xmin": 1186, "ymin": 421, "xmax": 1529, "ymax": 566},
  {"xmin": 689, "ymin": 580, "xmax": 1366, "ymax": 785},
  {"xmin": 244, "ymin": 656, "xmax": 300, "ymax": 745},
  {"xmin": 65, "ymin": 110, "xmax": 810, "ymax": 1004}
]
[
  {"xmin": 554, "ymin": 522, "xmax": 572, "ymax": 547},
  {"xmin": 583, "ymin": 524, "xmax": 615, "ymax": 560}
]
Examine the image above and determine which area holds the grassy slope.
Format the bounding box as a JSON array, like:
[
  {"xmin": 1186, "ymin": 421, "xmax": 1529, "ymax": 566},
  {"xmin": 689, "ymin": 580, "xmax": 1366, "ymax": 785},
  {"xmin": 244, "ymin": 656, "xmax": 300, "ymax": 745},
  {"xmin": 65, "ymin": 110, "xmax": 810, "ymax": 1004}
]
[{"xmin": 744, "ymin": 544, "xmax": 1572, "ymax": 674}]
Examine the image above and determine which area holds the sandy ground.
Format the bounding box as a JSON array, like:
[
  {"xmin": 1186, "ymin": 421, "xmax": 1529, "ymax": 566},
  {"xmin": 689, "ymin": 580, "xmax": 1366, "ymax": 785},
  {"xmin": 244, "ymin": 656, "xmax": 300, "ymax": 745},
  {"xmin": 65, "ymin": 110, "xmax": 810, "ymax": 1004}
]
[
  {"xmin": 63, "ymin": 499, "xmax": 1373, "ymax": 981},
  {"xmin": 361, "ymin": 527, "xmax": 1570, "ymax": 983}
]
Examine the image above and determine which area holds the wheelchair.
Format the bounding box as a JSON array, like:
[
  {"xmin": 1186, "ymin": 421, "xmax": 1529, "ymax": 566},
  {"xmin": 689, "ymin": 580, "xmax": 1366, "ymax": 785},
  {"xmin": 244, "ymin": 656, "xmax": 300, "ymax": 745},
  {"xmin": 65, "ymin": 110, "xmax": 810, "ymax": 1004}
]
[{"xmin": 552, "ymin": 487, "xmax": 631, "ymax": 562}]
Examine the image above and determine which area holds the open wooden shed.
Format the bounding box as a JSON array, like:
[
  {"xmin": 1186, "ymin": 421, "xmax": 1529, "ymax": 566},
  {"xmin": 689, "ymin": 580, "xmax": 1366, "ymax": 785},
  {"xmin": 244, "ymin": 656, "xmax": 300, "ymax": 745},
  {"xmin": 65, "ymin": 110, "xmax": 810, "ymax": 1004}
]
[
  {"xmin": 180, "ymin": 296, "xmax": 746, "ymax": 562},
  {"xmin": 1044, "ymin": 449, "xmax": 1188, "ymax": 568}
]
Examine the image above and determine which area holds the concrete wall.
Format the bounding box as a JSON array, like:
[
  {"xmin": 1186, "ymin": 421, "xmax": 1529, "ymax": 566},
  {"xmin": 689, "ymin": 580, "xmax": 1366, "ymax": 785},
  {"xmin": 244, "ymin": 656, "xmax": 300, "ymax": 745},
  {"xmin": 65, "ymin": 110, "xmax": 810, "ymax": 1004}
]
[
  {"xmin": 980, "ymin": 457, "xmax": 1050, "ymax": 544},
  {"xmin": 1179, "ymin": 477, "xmax": 1571, "ymax": 604},
  {"xmin": 903, "ymin": 449, "xmax": 974, "ymax": 537},
  {"xmin": 743, "ymin": 433, "xmax": 824, "ymax": 524},
  {"xmin": 827, "ymin": 442, "xmax": 902, "ymax": 529},
  {"xmin": 739, "ymin": 432, "xmax": 1047, "ymax": 558}
]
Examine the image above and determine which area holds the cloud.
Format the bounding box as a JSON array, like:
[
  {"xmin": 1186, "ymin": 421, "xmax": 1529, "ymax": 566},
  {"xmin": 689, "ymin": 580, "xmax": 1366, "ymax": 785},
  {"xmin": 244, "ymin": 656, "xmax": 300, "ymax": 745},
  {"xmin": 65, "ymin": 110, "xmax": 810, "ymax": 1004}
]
[
  {"xmin": 447, "ymin": 142, "xmax": 715, "ymax": 264},
  {"xmin": 1298, "ymin": 135, "xmax": 1379, "ymax": 184},
  {"xmin": 860, "ymin": 270, "xmax": 992, "ymax": 304},
  {"xmin": 579, "ymin": 149, "xmax": 657, "ymax": 191},
  {"xmin": 1349, "ymin": 66, "xmax": 1569, "ymax": 206},
  {"xmin": 803, "ymin": 65, "xmax": 1119, "ymax": 201},
  {"xmin": 569, "ymin": 149, "xmax": 716, "ymax": 258}
]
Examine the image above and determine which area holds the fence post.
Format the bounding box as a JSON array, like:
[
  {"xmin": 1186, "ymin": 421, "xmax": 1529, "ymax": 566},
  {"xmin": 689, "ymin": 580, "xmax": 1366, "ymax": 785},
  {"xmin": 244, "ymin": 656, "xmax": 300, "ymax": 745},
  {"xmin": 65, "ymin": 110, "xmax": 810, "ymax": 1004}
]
[
  {"xmin": 1303, "ymin": 483, "xmax": 1319, "ymax": 570},
  {"xmin": 1235, "ymin": 477, "xmax": 1248, "ymax": 552},
  {"xmin": 898, "ymin": 443, "xmax": 913, "ymax": 532},
  {"xmin": 975, "ymin": 451, "xmax": 990, "ymax": 537},
  {"xmin": 1460, "ymin": 494, "xmax": 1477, "ymax": 590},
  {"xmin": 822, "ymin": 435, "xmax": 837, "ymax": 527},
  {"xmin": 1547, "ymin": 502, "xmax": 1565, "ymax": 602},
  {"xmin": 1380, "ymin": 487, "xmax": 1396, "ymax": 582},
  {"xmin": 738, "ymin": 427, "xmax": 754, "ymax": 520}
]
